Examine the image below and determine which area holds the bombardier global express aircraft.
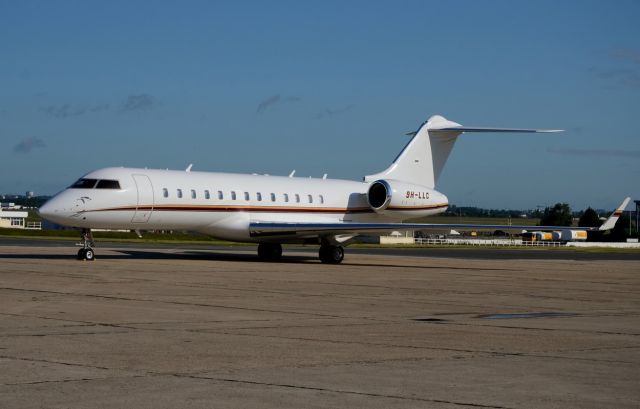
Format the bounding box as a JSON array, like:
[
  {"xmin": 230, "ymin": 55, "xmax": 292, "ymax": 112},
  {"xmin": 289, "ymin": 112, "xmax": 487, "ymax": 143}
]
[{"xmin": 38, "ymin": 115, "xmax": 629, "ymax": 263}]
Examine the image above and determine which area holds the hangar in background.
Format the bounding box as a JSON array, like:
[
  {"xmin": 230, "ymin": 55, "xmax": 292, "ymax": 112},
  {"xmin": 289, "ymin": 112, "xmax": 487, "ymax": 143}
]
[
  {"xmin": 0, "ymin": 209, "xmax": 41, "ymax": 229},
  {"xmin": 0, "ymin": 209, "xmax": 28, "ymax": 228}
]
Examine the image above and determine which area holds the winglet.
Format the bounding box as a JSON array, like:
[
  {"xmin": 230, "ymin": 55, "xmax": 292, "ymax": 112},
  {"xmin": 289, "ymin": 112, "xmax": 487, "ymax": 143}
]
[{"xmin": 599, "ymin": 197, "xmax": 631, "ymax": 231}]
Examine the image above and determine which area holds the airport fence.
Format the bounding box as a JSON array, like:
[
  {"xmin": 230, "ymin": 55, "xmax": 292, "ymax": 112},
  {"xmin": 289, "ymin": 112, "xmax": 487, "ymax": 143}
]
[{"xmin": 25, "ymin": 221, "xmax": 42, "ymax": 230}]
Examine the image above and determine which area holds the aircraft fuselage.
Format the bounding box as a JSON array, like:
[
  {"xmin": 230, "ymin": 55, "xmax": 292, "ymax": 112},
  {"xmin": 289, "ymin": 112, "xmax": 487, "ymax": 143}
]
[{"xmin": 39, "ymin": 167, "xmax": 449, "ymax": 242}]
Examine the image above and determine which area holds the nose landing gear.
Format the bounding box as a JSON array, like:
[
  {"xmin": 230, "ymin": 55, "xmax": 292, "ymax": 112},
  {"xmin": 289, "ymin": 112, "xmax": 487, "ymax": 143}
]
[{"xmin": 76, "ymin": 228, "xmax": 96, "ymax": 261}]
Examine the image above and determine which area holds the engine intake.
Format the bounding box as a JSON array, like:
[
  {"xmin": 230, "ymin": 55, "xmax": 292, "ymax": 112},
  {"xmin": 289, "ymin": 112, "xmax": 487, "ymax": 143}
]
[{"xmin": 367, "ymin": 180, "xmax": 392, "ymax": 212}]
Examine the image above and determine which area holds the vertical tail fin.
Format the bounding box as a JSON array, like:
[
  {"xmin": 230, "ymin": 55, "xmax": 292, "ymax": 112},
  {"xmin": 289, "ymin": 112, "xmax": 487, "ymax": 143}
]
[
  {"xmin": 364, "ymin": 115, "xmax": 465, "ymax": 188},
  {"xmin": 364, "ymin": 115, "xmax": 561, "ymax": 188},
  {"xmin": 598, "ymin": 197, "xmax": 631, "ymax": 231}
]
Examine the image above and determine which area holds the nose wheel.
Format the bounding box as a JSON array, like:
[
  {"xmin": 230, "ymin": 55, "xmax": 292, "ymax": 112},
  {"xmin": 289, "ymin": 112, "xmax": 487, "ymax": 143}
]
[
  {"xmin": 77, "ymin": 247, "xmax": 95, "ymax": 261},
  {"xmin": 76, "ymin": 228, "xmax": 96, "ymax": 261}
]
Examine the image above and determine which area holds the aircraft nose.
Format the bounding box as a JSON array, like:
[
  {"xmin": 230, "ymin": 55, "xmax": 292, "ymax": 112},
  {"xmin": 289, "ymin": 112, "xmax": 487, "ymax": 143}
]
[
  {"xmin": 38, "ymin": 196, "xmax": 64, "ymax": 222},
  {"xmin": 38, "ymin": 199, "xmax": 55, "ymax": 220}
]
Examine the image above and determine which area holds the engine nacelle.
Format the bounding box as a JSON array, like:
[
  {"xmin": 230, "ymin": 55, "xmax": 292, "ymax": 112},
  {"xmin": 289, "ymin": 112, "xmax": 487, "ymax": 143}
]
[
  {"xmin": 367, "ymin": 180, "xmax": 393, "ymax": 211},
  {"xmin": 367, "ymin": 179, "xmax": 448, "ymax": 218}
]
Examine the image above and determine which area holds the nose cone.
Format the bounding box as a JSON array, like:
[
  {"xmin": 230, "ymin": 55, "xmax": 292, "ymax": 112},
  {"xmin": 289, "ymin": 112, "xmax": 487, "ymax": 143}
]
[
  {"xmin": 37, "ymin": 195, "xmax": 68, "ymax": 225},
  {"xmin": 38, "ymin": 197, "xmax": 56, "ymax": 221}
]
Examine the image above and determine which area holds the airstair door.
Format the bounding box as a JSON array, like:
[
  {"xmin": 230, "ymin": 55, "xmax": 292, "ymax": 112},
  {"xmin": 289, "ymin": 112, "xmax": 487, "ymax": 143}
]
[{"xmin": 132, "ymin": 174, "xmax": 154, "ymax": 223}]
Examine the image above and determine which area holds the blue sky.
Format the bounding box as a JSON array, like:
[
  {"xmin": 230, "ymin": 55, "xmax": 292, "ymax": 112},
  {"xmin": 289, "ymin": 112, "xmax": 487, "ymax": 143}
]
[{"xmin": 1, "ymin": 0, "xmax": 639, "ymax": 210}]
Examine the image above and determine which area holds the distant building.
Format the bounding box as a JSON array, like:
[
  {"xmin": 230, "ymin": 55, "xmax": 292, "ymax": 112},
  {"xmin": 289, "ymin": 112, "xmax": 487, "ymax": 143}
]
[
  {"xmin": 0, "ymin": 202, "xmax": 20, "ymax": 210},
  {"xmin": 26, "ymin": 191, "xmax": 34, "ymax": 198},
  {"xmin": 0, "ymin": 209, "xmax": 28, "ymax": 228}
]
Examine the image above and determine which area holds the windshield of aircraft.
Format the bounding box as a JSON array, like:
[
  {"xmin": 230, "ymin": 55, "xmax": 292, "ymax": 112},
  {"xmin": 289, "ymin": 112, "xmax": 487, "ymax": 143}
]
[
  {"xmin": 96, "ymin": 179, "xmax": 121, "ymax": 189},
  {"xmin": 69, "ymin": 178, "xmax": 121, "ymax": 189},
  {"xmin": 70, "ymin": 178, "xmax": 98, "ymax": 189}
]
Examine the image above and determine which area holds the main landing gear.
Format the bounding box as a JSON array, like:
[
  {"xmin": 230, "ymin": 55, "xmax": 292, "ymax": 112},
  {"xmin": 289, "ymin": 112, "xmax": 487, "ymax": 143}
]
[
  {"xmin": 77, "ymin": 228, "xmax": 96, "ymax": 261},
  {"xmin": 257, "ymin": 243, "xmax": 345, "ymax": 264},
  {"xmin": 319, "ymin": 244, "xmax": 344, "ymax": 264},
  {"xmin": 257, "ymin": 243, "xmax": 283, "ymax": 261}
]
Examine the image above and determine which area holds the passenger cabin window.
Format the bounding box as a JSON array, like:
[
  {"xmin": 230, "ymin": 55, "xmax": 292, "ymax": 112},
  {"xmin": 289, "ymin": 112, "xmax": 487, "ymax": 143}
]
[
  {"xmin": 270, "ymin": 193, "xmax": 276, "ymax": 202},
  {"xmin": 308, "ymin": 194, "xmax": 313, "ymax": 203},
  {"xmin": 256, "ymin": 192, "xmax": 262, "ymax": 201},
  {"xmin": 244, "ymin": 192, "xmax": 250, "ymax": 201},
  {"xmin": 162, "ymin": 188, "xmax": 168, "ymax": 198},
  {"xmin": 218, "ymin": 191, "xmax": 223, "ymax": 200},
  {"xmin": 177, "ymin": 189, "xmax": 183, "ymax": 198},
  {"xmin": 191, "ymin": 189, "xmax": 196, "ymax": 199},
  {"xmin": 284, "ymin": 193, "xmax": 289, "ymax": 202},
  {"xmin": 231, "ymin": 191, "xmax": 236, "ymax": 200},
  {"xmin": 319, "ymin": 195, "xmax": 324, "ymax": 204},
  {"xmin": 204, "ymin": 190, "xmax": 210, "ymax": 199},
  {"xmin": 96, "ymin": 179, "xmax": 121, "ymax": 189},
  {"xmin": 295, "ymin": 194, "xmax": 300, "ymax": 203},
  {"xmin": 70, "ymin": 178, "xmax": 98, "ymax": 189}
]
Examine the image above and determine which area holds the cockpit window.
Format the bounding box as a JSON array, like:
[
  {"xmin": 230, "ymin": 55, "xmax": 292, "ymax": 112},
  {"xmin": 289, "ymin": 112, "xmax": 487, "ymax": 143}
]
[
  {"xmin": 70, "ymin": 178, "xmax": 98, "ymax": 189},
  {"xmin": 96, "ymin": 179, "xmax": 121, "ymax": 189}
]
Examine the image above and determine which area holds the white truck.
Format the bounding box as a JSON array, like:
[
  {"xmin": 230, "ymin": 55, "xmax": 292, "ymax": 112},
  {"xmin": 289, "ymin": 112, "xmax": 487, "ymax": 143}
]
[
  {"xmin": 523, "ymin": 230, "xmax": 587, "ymax": 242},
  {"xmin": 552, "ymin": 230, "xmax": 588, "ymax": 242}
]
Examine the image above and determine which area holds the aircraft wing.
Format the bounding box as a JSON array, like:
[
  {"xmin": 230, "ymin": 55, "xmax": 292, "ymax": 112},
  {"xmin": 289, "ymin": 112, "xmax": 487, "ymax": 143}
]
[
  {"xmin": 250, "ymin": 222, "xmax": 591, "ymax": 238},
  {"xmin": 250, "ymin": 198, "xmax": 630, "ymax": 238}
]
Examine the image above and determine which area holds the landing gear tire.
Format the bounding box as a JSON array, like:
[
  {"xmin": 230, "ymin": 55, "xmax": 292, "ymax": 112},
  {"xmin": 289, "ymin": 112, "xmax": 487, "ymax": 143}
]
[
  {"xmin": 76, "ymin": 228, "xmax": 96, "ymax": 261},
  {"xmin": 84, "ymin": 248, "xmax": 95, "ymax": 261},
  {"xmin": 319, "ymin": 245, "xmax": 344, "ymax": 264},
  {"xmin": 77, "ymin": 248, "xmax": 95, "ymax": 261},
  {"xmin": 257, "ymin": 243, "xmax": 282, "ymax": 261}
]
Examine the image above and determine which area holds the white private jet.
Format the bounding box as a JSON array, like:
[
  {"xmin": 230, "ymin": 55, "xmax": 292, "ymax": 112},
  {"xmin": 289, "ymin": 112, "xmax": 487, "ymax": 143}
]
[{"xmin": 39, "ymin": 115, "xmax": 629, "ymax": 263}]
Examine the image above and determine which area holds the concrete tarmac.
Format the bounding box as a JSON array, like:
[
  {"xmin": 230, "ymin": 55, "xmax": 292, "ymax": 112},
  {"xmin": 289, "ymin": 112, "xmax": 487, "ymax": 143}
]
[
  {"xmin": 2, "ymin": 237, "xmax": 640, "ymax": 260},
  {"xmin": 1, "ymin": 243, "xmax": 639, "ymax": 408}
]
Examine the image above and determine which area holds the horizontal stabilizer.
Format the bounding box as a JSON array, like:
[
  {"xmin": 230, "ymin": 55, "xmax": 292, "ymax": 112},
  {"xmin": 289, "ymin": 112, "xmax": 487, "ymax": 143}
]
[
  {"xmin": 405, "ymin": 115, "xmax": 562, "ymax": 136},
  {"xmin": 377, "ymin": 114, "xmax": 563, "ymax": 189},
  {"xmin": 406, "ymin": 127, "xmax": 562, "ymax": 136},
  {"xmin": 432, "ymin": 127, "xmax": 563, "ymax": 133}
]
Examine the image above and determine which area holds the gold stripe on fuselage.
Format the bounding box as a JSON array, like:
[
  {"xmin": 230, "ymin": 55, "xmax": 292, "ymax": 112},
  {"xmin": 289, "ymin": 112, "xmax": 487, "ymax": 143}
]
[{"xmin": 87, "ymin": 203, "xmax": 449, "ymax": 214}]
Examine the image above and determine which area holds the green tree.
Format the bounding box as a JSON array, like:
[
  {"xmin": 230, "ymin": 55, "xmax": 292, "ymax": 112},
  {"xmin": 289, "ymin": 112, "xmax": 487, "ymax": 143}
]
[
  {"xmin": 578, "ymin": 207, "xmax": 601, "ymax": 228},
  {"xmin": 540, "ymin": 203, "xmax": 573, "ymax": 226}
]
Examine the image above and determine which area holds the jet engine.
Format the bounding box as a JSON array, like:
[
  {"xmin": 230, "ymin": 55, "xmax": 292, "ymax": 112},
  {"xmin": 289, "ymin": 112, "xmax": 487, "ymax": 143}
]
[
  {"xmin": 367, "ymin": 180, "xmax": 393, "ymax": 212},
  {"xmin": 367, "ymin": 179, "xmax": 448, "ymax": 217}
]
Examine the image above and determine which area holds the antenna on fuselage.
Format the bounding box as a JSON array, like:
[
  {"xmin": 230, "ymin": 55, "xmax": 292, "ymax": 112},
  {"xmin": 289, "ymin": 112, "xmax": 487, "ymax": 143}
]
[
  {"xmin": 289, "ymin": 170, "xmax": 296, "ymax": 177},
  {"xmin": 186, "ymin": 164, "xmax": 193, "ymax": 172}
]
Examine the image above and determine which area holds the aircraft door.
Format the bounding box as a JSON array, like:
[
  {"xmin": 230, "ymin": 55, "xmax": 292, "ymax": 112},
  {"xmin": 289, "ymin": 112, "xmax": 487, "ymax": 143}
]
[{"xmin": 132, "ymin": 174, "xmax": 154, "ymax": 223}]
